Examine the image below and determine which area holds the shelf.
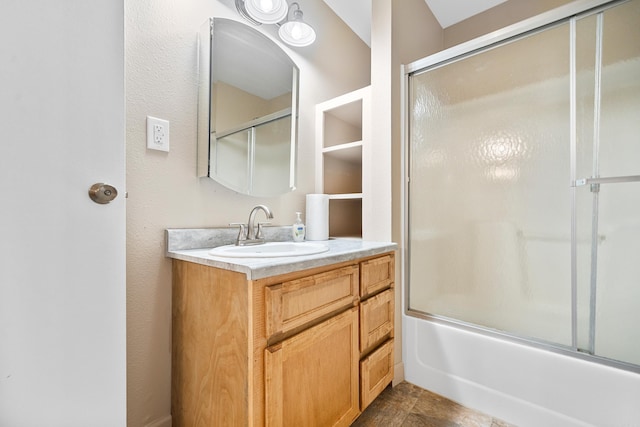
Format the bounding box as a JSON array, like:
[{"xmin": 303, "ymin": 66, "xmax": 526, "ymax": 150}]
[
  {"xmin": 318, "ymin": 90, "xmax": 364, "ymax": 127},
  {"xmin": 324, "ymin": 103, "xmax": 361, "ymax": 129},
  {"xmin": 321, "ymin": 98, "xmax": 363, "ymax": 149},
  {"xmin": 323, "ymin": 141, "xmax": 362, "ymax": 164},
  {"xmin": 328, "ymin": 193, "xmax": 363, "ymax": 200},
  {"xmin": 322, "ymin": 140, "xmax": 363, "ymax": 153},
  {"xmin": 323, "ymin": 155, "xmax": 362, "ymax": 194}
]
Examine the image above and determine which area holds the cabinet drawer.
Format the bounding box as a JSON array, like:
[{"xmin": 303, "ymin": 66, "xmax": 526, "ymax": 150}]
[
  {"xmin": 359, "ymin": 288, "xmax": 394, "ymax": 354},
  {"xmin": 360, "ymin": 338, "xmax": 394, "ymax": 410},
  {"xmin": 266, "ymin": 265, "xmax": 359, "ymax": 339},
  {"xmin": 360, "ymin": 254, "xmax": 394, "ymax": 297}
]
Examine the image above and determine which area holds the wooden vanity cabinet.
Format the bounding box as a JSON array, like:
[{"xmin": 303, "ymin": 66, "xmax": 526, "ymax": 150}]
[
  {"xmin": 358, "ymin": 255, "xmax": 395, "ymax": 411},
  {"xmin": 171, "ymin": 252, "xmax": 394, "ymax": 427}
]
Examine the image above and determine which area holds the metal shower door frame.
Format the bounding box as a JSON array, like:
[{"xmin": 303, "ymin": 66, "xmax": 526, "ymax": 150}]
[{"xmin": 402, "ymin": 0, "xmax": 640, "ymax": 373}]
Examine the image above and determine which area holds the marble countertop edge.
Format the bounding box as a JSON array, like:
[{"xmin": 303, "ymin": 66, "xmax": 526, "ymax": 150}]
[{"xmin": 165, "ymin": 231, "xmax": 397, "ymax": 280}]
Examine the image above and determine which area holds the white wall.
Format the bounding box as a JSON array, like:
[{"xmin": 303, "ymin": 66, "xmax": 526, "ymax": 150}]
[
  {"xmin": 0, "ymin": 1, "xmax": 126, "ymax": 426},
  {"xmin": 125, "ymin": 0, "xmax": 370, "ymax": 425}
]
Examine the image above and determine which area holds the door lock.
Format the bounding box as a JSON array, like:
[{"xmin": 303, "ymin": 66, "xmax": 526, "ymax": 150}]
[{"xmin": 89, "ymin": 183, "xmax": 118, "ymax": 204}]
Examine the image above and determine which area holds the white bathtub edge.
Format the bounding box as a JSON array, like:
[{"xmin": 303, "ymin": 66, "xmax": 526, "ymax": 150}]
[{"xmin": 402, "ymin": 314, "xmax": 640, "ymax": 427}]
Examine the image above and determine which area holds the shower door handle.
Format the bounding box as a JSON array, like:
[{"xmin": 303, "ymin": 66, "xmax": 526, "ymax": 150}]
[{"xmin": 574, "ymin": 175, "xmax": 640, "ymax": 186}]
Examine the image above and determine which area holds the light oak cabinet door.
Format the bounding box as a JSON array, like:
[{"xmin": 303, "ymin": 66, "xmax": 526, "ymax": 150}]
[{"xmin": 265, "ymin": 307, "xmax": 360, "ymax": 427}]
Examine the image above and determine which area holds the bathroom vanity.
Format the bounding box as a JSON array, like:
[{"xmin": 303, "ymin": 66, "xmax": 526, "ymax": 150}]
[{"xmin": 166, "ymin": 231, "xmax": 396, "ymax": 426}]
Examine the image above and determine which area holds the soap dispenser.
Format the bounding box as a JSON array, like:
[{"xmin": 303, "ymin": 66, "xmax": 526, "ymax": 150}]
[{"xmin": 292, "ymin": 212, "xmax": 306, "ymax": 242}]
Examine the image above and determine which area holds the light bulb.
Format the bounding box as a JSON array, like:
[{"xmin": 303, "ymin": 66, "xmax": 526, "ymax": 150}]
[
  {"xmin": 259, "ymin": 0, "xmax": 274, "ymax": 12},
  {"xmin": 244, "ymin": 0, "xmax": 288, "ymax": 24},
  {"xmin": 291, "ymin": 23, "xmax": 302, "ymax": 40}
]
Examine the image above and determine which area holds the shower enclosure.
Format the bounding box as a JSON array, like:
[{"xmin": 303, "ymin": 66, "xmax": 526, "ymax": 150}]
[{"xmin": 406, "ymin": 0, "xmax": 639, "ymax": 371}]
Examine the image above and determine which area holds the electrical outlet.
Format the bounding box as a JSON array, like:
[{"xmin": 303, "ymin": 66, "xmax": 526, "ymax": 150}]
[{"xmin": 147, "ymin": 116, "xmax": 170, "ymax": 152}]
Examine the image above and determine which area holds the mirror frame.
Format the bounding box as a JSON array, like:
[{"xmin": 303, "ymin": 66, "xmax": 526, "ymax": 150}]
[{"xmin": 197, "ymin": 17, "xmax": 299, "ymax": 196}]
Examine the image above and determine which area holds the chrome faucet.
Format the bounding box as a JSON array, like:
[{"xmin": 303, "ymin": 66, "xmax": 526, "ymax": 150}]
[{"xmin": 233, "ymin": 204, "xmax": 274, "ymax": 246}]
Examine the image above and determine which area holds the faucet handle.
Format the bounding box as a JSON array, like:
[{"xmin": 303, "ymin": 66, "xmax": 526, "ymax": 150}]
[
  {"xmin": 256, "ymin": 222, "xmax": 271, "ymax": 239},
  {"xmin": 229, "ymin": 222, "xmax": 247, "ymax": 244}
]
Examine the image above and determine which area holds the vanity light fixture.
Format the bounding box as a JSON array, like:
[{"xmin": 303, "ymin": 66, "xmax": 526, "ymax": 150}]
[
  {"xmin": 278, "ymin": 2, "xmax": 316, "ymax": 47},
  {"xmin": 244, "ymin": 0, "xmax": 289, "ymax": 25},
  {"xmin": 235, "ymin": 0, "xmax": 316, "ymax": 47}
]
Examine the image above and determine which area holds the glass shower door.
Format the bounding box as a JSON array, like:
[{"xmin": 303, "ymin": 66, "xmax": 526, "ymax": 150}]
[
  {"xmin": 407, "ymin": 21, "xmax": 574, "ymax": 346},
  {"xmin": 575, "ymin": 0, "xmax": 640, "ymax": 366},
  {"xmin": 407, "ymin": 0, "xmax": 640, "ymax": 370}
]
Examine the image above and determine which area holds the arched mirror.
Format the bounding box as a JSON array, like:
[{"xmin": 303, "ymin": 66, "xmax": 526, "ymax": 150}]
[{"xmin": 197, "ymin": 18, "xmax": 299, "ymax": 196}]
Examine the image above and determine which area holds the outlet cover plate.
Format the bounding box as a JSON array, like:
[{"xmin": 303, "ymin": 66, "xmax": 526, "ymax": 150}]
[{"xmin": 147, "ymin": 116, "xmax": 170, "ymax": 152}]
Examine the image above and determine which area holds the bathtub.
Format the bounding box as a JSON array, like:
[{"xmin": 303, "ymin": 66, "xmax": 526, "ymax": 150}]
[{"xmin": 402, "ymin": 313, "xmax": 640, "ymax": 426}]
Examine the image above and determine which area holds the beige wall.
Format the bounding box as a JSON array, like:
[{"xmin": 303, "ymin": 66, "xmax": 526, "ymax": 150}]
[
  {"xmin": 389, "ymin": 0, "xmax": 444, "ymax": 244},
  {"xmin": 444, "ymin": 0, "xmax": 574, "ymax": 48},
  {"xmin": 125, "ymin": 0, "xmax": 370, "ymax": 425},
  {"xmin": 385, "ymin": 0, "xmax": 444, "ymax": 382}
]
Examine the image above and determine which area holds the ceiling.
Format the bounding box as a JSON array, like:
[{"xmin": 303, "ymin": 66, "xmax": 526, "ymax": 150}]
[{"xmin": 322, "ymin": 0, "xmax": 508, "ymax": 47}]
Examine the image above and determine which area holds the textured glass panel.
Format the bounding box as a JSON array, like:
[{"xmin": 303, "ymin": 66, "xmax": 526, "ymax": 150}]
[
  {"xmin": 594, "ymin": 1, "xmax": 640, "ymax": 366},
  {"xmin": 575, "ymin": 0, "xmax": 640, "ymax": 364},
  {"xmin": 408, "ymin": 23, "xmax": 572, "ymax": 345},
  {"xmin": 215, "ymin": 131, "xmax": 250, "ymax": 192},
  {"xmin": 592, "ymin": 183, "xmax": 640, "ymax": 365},
  {"xmin": 252, "ymin": 116, "xmax": 293, "ymax": 196},
  {"xmin": 596, "ymin": 0, "xmax": 640, "ymax": 178}
]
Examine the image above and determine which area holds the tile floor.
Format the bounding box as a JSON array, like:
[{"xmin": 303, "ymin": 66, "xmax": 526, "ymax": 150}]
[{"xmin": 352, "ymin": 382, "xmax": 516, "ymax": 427}]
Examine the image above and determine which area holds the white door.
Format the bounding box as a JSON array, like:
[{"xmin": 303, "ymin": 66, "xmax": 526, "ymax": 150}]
[{"xmin": 0, "ymin": 1, "xmax": 126, "ymax": 426}]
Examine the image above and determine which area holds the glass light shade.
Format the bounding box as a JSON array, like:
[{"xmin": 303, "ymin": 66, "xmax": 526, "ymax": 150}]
[
  {"xmin": 244, "ymin": 0, "xmax": 289, "ymax": 25},
  {"xmin": 278, "ymin": 10, "xmax": 316, "ymax": 47}
]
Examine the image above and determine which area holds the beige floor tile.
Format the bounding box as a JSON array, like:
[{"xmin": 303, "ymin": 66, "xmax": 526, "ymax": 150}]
[{"xmin": 352, "ymin": 382, "xmax": 516, "ymax": 427}]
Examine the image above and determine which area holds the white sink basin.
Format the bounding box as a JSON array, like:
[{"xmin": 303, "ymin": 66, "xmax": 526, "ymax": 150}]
[{"xmin": 208, "ymin": 241, "xmax": 329, "ymax": 258}]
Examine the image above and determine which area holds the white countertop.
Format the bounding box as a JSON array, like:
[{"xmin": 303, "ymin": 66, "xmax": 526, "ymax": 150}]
[{"xmin": 166, "ymin": 238, "xmax": 397, "ymax": 280}]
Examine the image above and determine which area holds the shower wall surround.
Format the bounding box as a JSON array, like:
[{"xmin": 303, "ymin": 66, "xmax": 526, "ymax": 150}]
[
  {"xmin": 403, "ymin": 1, "xmax": 640, "ymax": 425},
  {"xmin": 407, "ymin": 0, "xmax": 640, "ymax": 372}
]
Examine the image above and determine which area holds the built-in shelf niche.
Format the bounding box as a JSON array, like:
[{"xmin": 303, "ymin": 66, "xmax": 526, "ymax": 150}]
[
  {"xmin": 329, "ymin": 198, "xmax": 362, "ymax": 237},
  {"xmin": 316, "ymin": 86, "xmax": 370, "ymax": 238}
]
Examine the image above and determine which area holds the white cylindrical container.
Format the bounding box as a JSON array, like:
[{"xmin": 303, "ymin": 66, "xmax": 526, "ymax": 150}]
[{"xmin": 305, "ymin": 194, "xmax": 329, "ymax": 241}]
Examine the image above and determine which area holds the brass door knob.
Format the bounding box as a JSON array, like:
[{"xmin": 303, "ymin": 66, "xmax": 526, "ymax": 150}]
[{"xmin": 89, "ymin": 183, "xmax": 118, "ymax": 204}]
